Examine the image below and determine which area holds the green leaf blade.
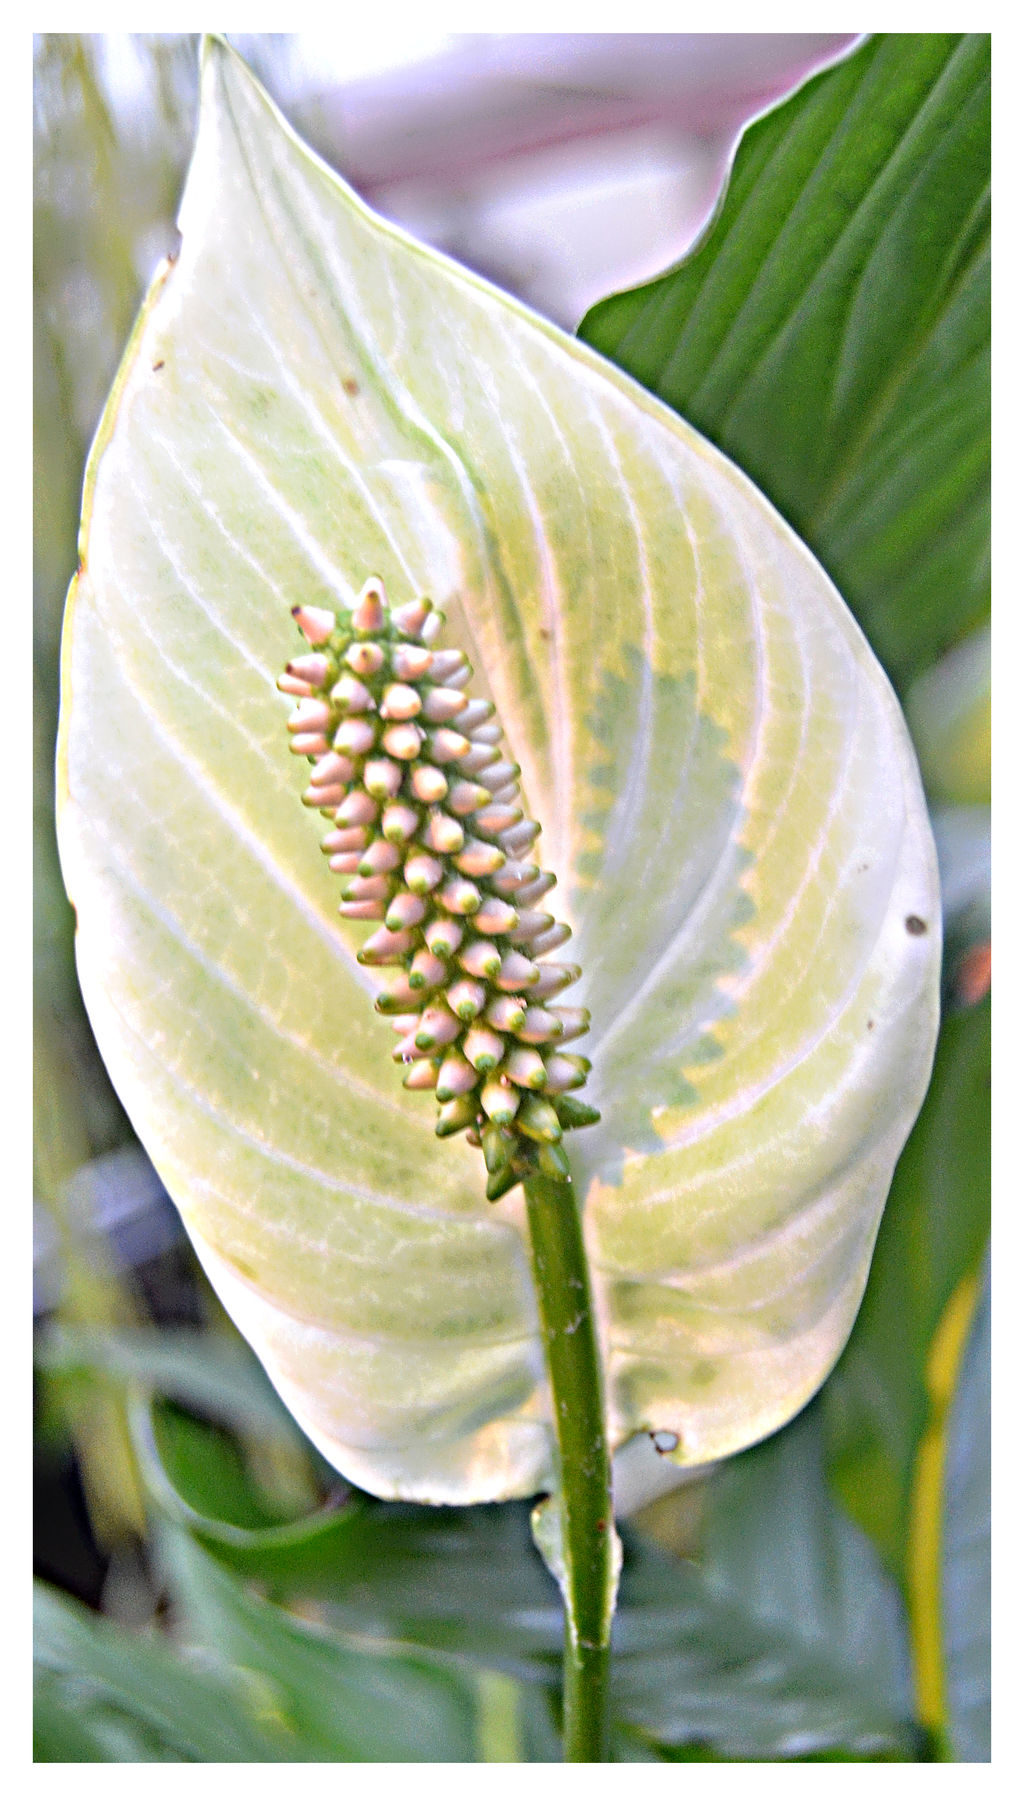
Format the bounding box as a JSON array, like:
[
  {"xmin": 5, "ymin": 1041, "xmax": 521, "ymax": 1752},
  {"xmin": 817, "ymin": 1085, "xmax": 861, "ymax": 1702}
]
[
  {"xmin": 34, "ymin": 1580, "xmax": 291, "ymax": 1762},
  {"xmin": 581, "ymin": 33, "xmax": 990, "ymax": 691},
  {"xmin": 135, "ymin": 1396, "xmax": 917, "ymax": 1761}
]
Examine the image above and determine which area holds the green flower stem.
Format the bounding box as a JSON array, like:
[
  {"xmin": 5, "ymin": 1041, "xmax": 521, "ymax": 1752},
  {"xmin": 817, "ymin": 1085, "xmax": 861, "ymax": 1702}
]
[{"xmin": 523, "ymin": 1171, "xmax": 616, "ymax": 1763}]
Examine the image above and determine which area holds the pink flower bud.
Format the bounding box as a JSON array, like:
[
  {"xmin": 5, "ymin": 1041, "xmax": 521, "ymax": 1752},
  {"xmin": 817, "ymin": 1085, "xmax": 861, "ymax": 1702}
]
[
  {"xmin": 409, "ymin": 763, "xmax": 449, "ymax": 804},
  {"xmin": 447, "ymin": 780, "xmax": 491, "ymax": 816},
  {"xmin": 330, "ymin": 674, "xmax": 375, "ymax": 713},
  {"xmin": 292, "ymin": 604, "xmax": 336, "ymax": 644},
  {"xmin": 404, "ymin": 853, "xmax": 444, "ymax": 895},
  {"xmin": 363, "ymin": 758, "xmax": 403, "ymax": 799},
  {"xmin": 446, "ymin": 978, "xmax": 487, "ymax": 1021},
  {"xmin": 426, "ymin": 729, "xmax": 471, "ymax": 765},
  {"xmin": 459, "ymin": 939, "xmax": 501, "ymax": 980},
  {"xmin": 380, "ymin": 683, "xmax": 422, "ymax": 720},
  {"xmin": 421, "ymin": 686, "xmax": 468, "ymax": 723},
  {"xmin": 423, "ymin": 812, "xmax": 465, "ymax": 854},
  {"xmin": 336, "ymin": 790, "xmax": 378, "ymax": 827},
  {"xmin": 438, "ymin": 878, "xmax": 482, "ymax": 917},
  {"xmin": 472, "ymin": 898, "xmax": 519, "ymax": 936},
  {"xmin": 505, "ymin": 1047, "xmax": 547, "ymax": 1090},
  {"xmin": 464, "ymin": 1026, "xmax": 504, "ymax": 1073},
  {"xmin": 345, "ymin": 640, "xmax": 385, "ymax": 676},
  {"xmin": 391, "ymin": 595, "xmax": 433, "ymax": 638},
  {"xmin": 352, "ymin": 578, "xmax": 386, "ymax": 634},
  {"xmin": 381, "ymin": 802, "xmax": 420, "ymax": 842},
  {"xmin": 391, "ymin": 643, "xmax": 433, "ymax": 680},
  {"xmin": 386, "ymin": 892, "xmax": 428, "ymax": 931},
  {"xmin": 381, "ymin": 722, "xmax": 423, "ymax": 760},
  {"xmin": 309, "ymin": 751, "xmax": 355, "ymax": 788}
]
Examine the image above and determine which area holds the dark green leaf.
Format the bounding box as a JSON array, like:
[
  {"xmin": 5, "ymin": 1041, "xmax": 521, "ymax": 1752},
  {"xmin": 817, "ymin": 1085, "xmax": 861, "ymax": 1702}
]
[
  {"xmin": 824, "ymin": 1000, "xmax": 991, "ymax": 1571},
  {"xmin": 137, "ymin": 1396, "xmax": 917, "ymax": 1758},
  {"xmin": 612, "ymin": 1540, "xmax": 915, "ymax": 1761},
  {"xmin": 580, "ymin": 33, "xmax": 990, "ymax": 691},
  {"xmin": 33, "ymin": 1581, "xmax": 289, "ymax": 1762},
  {"xmin": 702, "ymin": 1403, "xmax": 913, "ymax": 1716},
  {"xmin": 615, "ymin": 1403, "xmax": 917, "ymax": 1759},
  {"xmin": 942, "ymin": 1255, "xmax": 990, "ymax": 1761},
  {"xmin": 141, "ymin": 1397, "xmax": 563, "ymax": 1672},
  {"xmin": 157, "ymin": 1524, "xmax": 478, "ymax": 1763},
  {"xmin": 147, "ymin": 1403, "xmax": 311, "ymax": 1530}
]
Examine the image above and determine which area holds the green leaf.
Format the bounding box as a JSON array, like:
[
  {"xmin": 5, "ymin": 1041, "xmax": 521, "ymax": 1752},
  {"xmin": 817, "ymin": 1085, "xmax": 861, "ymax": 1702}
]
[
  {"xmin": 942, "ymin": 1255, "xmax": 990, "ymax": 1761},
  {"xmin": 824, "ymin": 999, "xmax": 990, "ymax": 1571},
  {"xmin": 614, "ymin": 1542, "xmax": 914, "ymax": 1761},
  {"xmin": 57, "ymin": 37, "xmax": 940, "ymax": 1502},
  {"xmin": 156, "ymin": 1522, "xmax": 478, "ymax": 1762},
  {"xmin": 701, "ymin": 1402, "xmax": 913, "ymax": 1721},
  {"xmin": 33, "ymin": 1580, "xmax": 290, "ymax": 1761},
  {"xmin": 136, "ymin": 1394, "xmax": 916, "ymax": 1759},
  {"xmin": 615, "ymin": 1400, "xmax": 918, "ymax": 1759},
  {"xmin": 580, "ymin": 34, "xmax": 990, "ymax": 693},
  {"xmin": 137, "ymin": 1397, "xmax": 564, "ymax": 1670}
]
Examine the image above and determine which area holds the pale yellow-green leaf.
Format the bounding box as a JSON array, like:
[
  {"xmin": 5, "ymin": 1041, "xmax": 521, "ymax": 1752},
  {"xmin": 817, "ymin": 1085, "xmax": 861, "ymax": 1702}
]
[{"xmin": 57, "ymin": 38, "xmax": 941, "ymax": 1502}]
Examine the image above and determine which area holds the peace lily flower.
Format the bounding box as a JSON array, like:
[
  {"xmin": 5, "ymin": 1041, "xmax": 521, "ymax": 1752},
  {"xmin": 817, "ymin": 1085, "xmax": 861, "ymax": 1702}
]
[
  {"xmin": 56, "ymin": 38, "xmax": 941, "ymax": 1523},
  {"xmin": 280, "ymin": 576, "xmax": 599, "ymax": 1202}
]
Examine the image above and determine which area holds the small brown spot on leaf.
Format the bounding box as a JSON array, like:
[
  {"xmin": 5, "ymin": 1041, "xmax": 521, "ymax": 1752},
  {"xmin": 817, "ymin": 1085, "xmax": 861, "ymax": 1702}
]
[
  {"xmin": 595, "ymin": 1518, "xmax": 607, "ymax": 1533},
  {"xmin": 343, "ymin": 377, "xmax": 360, "ymax": 396},
  {"xmin": 905, "ymin": 915, "xmax": 927, "ymax": 936},
  {"xmin": 867, "ymin": 1019, "xmax": 875, "ymax": 1031},
  {"xmin": 153, "ymin": 359, "xmax": 165, "ymax": 372}
]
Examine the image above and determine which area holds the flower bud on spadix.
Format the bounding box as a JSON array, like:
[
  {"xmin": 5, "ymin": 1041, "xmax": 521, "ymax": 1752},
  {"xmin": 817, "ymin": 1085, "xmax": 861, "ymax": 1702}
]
[{"xmin": 279, "ymin": 576, "xmax": 598, "ymax": 1198}]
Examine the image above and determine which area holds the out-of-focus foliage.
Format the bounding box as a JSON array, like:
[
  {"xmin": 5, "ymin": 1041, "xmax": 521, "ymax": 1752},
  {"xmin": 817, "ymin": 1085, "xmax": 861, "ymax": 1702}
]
[
  {"xmin": 34, "ymin": 33, "xmax": 199, "ymax": 1542},
  {"xmin": 33, "ymin": 31, "xmax": 316, "ymax": 1552},
  {"xmin": 824, "ymin": 1000, "xmax": 990, "ymax": 1575},
  {"xmin": 35, "ymin": 32, "xmax": 989, "ymax": 1764},
  {"xmin": 36, "ymin": 1373, "xmax": 921, "ymax": 1762},
  {"xmin": 941, "ymin": 1258, "xmax": 990, "ymax": 1763},
  {"xmin": 905, "ymin": 624, "xmax": 991, "ymax": 807},
  {"xmin": 34, "ymin": 33, "xmax": 197, "ymax": 1160}
]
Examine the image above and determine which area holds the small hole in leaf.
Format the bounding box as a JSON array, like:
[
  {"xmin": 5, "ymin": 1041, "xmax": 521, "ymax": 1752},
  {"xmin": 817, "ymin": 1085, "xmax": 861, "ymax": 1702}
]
[{"xmin": 650, "ymin": 1430, "xmax": 679, "ymax": 1455}]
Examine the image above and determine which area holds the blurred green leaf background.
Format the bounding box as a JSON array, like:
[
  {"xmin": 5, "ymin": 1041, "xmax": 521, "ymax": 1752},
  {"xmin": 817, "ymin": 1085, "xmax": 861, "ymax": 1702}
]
[{"xmin": 34, "ymin": 32, "xmax": 989, "ymax": 1762}]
